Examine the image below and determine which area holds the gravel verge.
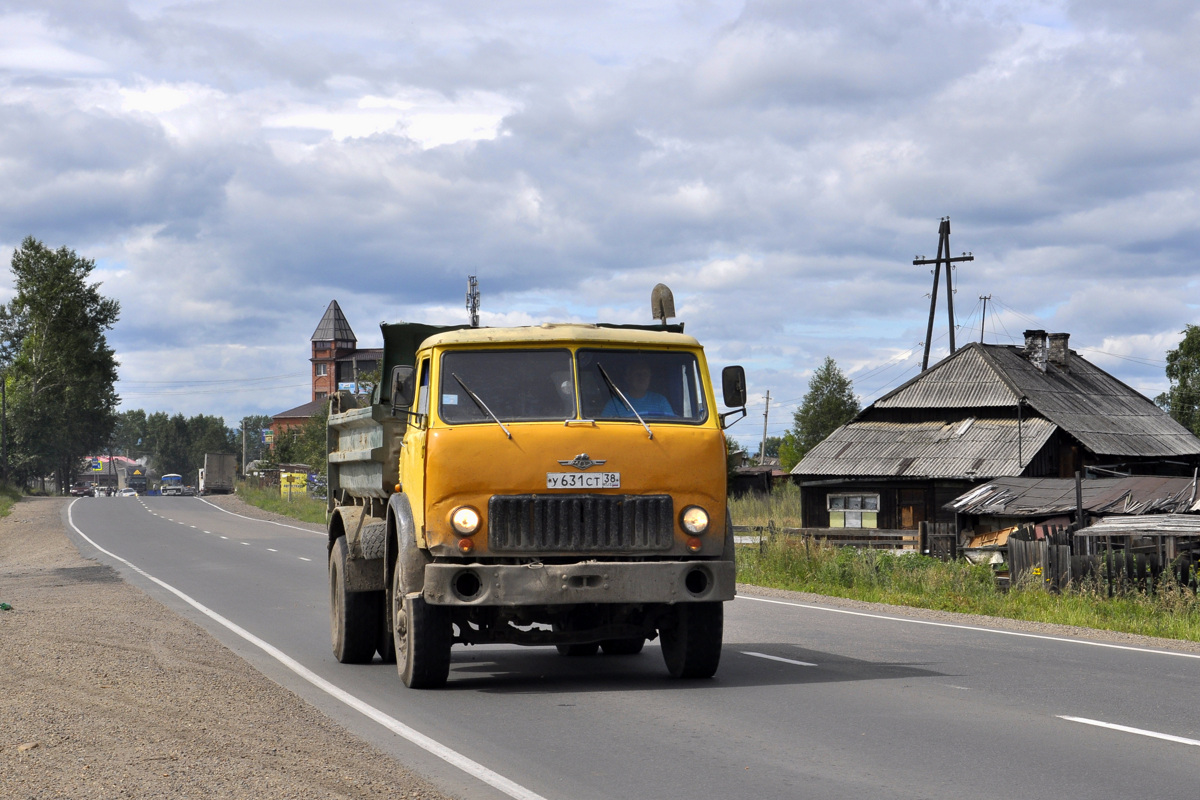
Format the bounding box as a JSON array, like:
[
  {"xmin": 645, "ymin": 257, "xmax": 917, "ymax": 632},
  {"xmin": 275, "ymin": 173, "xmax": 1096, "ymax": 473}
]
[{"xmin": 0, "ymin": 496, "xmax": 455, "ymax": 800}]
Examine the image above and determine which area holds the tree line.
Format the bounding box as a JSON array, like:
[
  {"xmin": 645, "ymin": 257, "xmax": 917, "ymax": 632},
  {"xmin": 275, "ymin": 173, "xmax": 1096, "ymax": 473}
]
[{"xmin": 0, "ymin": 237, "xmax": 305, "ymax": 490}]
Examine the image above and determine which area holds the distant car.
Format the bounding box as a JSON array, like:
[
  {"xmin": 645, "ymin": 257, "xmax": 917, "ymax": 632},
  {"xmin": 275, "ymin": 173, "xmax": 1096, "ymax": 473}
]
[
  {"xmin": 183, "ymin": 485, "xmax": 197, "ymax": 496},
  {"xmin": 69, "ymin": 484, "xmax": 92, "ymax": 497},
  {"xmin": 116, "ymin": 488, "xmax": 138, "ymax": 497}
]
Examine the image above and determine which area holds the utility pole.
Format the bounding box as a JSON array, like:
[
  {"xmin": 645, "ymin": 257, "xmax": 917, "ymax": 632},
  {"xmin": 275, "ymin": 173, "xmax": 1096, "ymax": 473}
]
[
  {"xmin": 914, "ymin": 217, "xmax": 974, "ymax": 370},
  {"xmin": 979, "ymin": 294, "xmax": 991, "ymax": 343},
  {"xmin": 242, "ymin": 418, "xmax": 247, "ymax": 478},
  {"xmin": 759, "ymin": 391, "xmax": 770, "ymax": 466},
  {"xmin": 466, "ymin": 275, "xmax": 480, "ymax": 328}
]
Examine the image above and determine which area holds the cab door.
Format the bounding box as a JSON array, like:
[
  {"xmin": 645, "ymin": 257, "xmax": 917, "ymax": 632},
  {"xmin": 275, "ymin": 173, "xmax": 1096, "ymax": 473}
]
[{"xmin": 399, "ymin": 355, "xmax": 432, "ymax": 544}]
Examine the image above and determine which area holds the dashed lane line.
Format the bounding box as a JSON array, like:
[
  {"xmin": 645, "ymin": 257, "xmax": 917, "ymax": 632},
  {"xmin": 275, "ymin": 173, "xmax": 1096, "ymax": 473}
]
[
  {"xmin": 742, "ymin": 651, "xmax": 818, "ymax": 667},
  {"xmin": 1059, "ymin": 716, "xmax": 1200, "ymax": 747}
]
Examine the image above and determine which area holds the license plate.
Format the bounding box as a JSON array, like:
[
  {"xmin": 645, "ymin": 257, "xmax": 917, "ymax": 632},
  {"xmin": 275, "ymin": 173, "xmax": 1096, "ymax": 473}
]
[{"xmin": 546, "ymin": 472, "xmax": 621, "ymax": 489}]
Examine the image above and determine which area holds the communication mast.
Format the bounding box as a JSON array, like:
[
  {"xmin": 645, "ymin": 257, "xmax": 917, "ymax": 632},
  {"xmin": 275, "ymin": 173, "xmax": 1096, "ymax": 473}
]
[{"xmin": 466, "ymin": 275, "xmax": 480, "ymax": 328}]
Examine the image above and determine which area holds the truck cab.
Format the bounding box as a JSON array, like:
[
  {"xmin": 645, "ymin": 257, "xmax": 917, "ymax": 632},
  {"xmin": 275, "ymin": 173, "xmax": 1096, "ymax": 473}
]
[{"xmin": 327, "ymin": 319, "xmax": 746, "ymax": 688}]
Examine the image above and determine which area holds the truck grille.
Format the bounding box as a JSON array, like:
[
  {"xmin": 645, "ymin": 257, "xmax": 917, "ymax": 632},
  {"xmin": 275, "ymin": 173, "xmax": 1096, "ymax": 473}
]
[{"xmin": 488, "ymin": 494, "xmax": 674, "ymax": 552}]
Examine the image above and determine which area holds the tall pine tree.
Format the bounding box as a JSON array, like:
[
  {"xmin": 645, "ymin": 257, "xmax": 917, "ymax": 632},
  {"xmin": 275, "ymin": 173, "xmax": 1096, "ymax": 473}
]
[{"xmin": 779, "ymin": 356, "xmax": 859, "ymax": 471}]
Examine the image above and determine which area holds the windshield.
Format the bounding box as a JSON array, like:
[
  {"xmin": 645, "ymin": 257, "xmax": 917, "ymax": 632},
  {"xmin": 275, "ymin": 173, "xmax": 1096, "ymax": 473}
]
[
  {"xmin": 437, "ymin": 347, "xmax": 709, "ymax": 425},
  {"xmin": 439, "ymin": 349, "xmax": 575, "ymax": 423},
  {"xmin": 578, "ymin": 349, "xmax": 708, "ymax": 424}
]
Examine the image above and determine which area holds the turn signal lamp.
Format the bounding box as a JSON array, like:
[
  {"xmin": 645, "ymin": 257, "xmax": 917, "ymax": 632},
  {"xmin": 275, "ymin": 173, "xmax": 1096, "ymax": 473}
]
[
  {"xmin": 686, "ymin": 536, "xmax": 703, "ymax": 553},
  {"xmin": 457, "ymin": 537, "xmax": 475, "ymax": 554}
]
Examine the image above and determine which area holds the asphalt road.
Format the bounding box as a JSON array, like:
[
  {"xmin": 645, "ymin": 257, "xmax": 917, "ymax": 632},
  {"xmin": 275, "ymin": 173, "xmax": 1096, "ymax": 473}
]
[{"xmin": 66, "ymin": 496, "xmax": 1200, "ymax": 800}]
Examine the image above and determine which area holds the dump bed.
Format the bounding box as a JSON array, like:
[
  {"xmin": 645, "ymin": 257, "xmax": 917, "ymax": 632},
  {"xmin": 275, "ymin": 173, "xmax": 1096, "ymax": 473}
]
[{"xmin": 326, "ymin": 404, "xmax": 403, "ymax": 504}]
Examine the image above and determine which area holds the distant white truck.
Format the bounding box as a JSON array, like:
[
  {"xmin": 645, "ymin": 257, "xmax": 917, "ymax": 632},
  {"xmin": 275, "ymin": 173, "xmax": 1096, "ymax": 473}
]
[{"xmin": 199, "ymin": 453, "xmax": 237, "ymax": 495}]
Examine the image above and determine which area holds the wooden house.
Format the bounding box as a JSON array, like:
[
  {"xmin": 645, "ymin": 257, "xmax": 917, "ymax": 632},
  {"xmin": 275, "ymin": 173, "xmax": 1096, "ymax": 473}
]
[{"xmin": 791, "ymin": 330, "xmax": 1200, "ymax": 531}]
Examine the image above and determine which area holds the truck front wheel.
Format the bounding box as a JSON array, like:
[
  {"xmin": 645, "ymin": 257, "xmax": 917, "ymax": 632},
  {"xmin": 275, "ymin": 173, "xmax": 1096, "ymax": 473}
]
[
  {"xmin": 330, "ymin": 536, "xmax": 380, "ymax": 664},
  {"xmin": 660, "ymin": 602, "xmax": 723, "ymax": 679},
  {"xmin": 393, "ymin": 566, "xmax": 451, "ymax": 688}
]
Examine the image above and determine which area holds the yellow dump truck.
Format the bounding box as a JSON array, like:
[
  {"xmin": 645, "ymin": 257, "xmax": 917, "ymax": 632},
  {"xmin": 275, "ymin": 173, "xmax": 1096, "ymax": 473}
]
[{"xmin": 326, "ymin": 311, "xmax": 747, "ymax": 688}]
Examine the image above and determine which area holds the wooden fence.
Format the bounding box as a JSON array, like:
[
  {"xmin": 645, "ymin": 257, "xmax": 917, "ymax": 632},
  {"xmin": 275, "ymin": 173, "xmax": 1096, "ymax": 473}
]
[
  {"xmin": 732, "ymin": 521, "xmax": 957, "ymax": 560},
  {"xmin": 1007, "ymin": 523, "xmax": 1200, "ymax": 594}
]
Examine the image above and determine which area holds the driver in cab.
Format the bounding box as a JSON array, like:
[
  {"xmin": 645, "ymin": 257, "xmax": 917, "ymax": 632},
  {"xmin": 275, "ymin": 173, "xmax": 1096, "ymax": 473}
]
[{"xmin": 602, "ymin": 361, "xmax": 675, "ymax": 418}]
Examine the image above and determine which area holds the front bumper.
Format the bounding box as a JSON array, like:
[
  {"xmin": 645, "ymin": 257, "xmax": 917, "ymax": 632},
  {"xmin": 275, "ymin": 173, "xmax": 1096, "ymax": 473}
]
[{"xmin": 422, "ymin": 559, "xmax": 735, "ymax": 606}]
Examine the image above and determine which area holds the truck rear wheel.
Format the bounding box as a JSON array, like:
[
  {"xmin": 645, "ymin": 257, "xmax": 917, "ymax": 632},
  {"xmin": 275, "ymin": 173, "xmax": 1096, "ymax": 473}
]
[
  {"xmin": 330, "ymin": 536, "xmax": 380, "ymax": 664},
  {"xmin": 393, "ymin": 565, "xmax": 451, "ymax": 688},
  {"xmin": 660, "ymin": 602, "xmax": 723, "ymax": 679}
]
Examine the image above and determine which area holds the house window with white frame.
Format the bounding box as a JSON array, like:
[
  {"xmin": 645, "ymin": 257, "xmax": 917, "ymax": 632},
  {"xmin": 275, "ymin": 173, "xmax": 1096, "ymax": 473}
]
[
  {"xmin": 316, "ymin": 363, "xmax": 328, "ymax": 377},
  {"xmin": 828, "ymin": 493, "xmax": 879, "ymax": 528}
]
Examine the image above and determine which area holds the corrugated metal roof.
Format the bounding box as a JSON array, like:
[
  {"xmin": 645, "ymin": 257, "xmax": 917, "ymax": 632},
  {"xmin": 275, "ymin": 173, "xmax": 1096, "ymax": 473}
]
[
  {"xmin": 311, "ymin": 300, "xmax": 356, "ymax": 342},
  {"xmin": 1082, "ymin": 513, "xmax": 1200, "ymax": 535},
  {"xmin": 945, "ymin": 476, "xmax": 1199, "ymax": 516},
  {"xmin": 872, "ymin": 342, "xmax": 1200, "ymax": 458},
  {"xmin": 876, "ymin": 347, "xmax": 1018, "ymax": 408},
  {"xmin": 792, "ymin": 417, "xmax": 1056, "ymax": 479}
]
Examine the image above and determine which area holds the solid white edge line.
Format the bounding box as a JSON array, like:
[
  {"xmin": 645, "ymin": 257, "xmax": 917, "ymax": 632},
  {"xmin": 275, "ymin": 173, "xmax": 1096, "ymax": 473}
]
[
  {"xmin": 736, "ymin": 595, "xmax": 1200, "ymax": 660},
  {"xmin": 742, "ymin": 651, "xmax": 818, "ymax": 667},
  {"xmin": 195, "ymin": 495, "xmax": 323, "ymax": 536},
  {"xmin": 1058, "ymin": 716, "xmax": 1200, "ymax": 747},
  {"xmin": 66, "ymin": 499, "xmax": 548, "ymax": 800}
]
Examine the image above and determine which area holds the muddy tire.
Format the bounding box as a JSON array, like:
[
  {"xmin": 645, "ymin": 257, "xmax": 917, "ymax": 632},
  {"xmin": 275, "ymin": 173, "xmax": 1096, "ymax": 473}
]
[
  {"xmin": 600, "ymin": 638, "xmax": 645, "ymax": 656},
  {"xmin": 329, "ymin": 536, "xmax": 379, "ymax": 664},
  {"xmin": 393, "ymin": 563, "xmax": 451, "ymax": 688},
  {"xmin": 556, "ymin": 642, "xmax": 600, "ymax": 657},
  {"xmin": 660, "ymin": 602, "xmax": 723, "ymax": 679}
]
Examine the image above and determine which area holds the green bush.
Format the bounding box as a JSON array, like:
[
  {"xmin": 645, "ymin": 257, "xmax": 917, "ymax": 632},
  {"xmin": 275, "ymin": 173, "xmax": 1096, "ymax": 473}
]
[
  {"xmin": 235, "ymin": 482, "xmax": 326, "ymax": 526},
  {"xmin": 736, "ymin": 532, "xmax": 1200, "ymax": 642}
]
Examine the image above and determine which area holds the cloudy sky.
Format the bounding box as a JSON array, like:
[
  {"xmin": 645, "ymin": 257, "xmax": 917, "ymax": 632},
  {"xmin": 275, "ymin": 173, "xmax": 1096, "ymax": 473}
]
[{"xmin": 2, "ymin": 0, "xmax": 1198, "ymax": 447}]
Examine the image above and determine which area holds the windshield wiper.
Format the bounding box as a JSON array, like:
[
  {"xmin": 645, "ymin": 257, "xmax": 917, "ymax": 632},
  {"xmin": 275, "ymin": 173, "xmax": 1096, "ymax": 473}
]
[
  {"xmin": 596, "ymin": 364, "xmax": 653, "ymax": 439},
  {"xmin": 452, "ymin": 373, "xmax": 511, "ymax": 439}
]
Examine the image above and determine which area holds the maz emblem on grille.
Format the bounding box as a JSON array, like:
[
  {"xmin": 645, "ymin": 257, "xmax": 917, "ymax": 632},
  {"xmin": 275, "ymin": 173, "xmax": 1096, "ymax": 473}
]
[{"xmin": 558, "ymin": 453, "xmax": 607, "ymax": 470}]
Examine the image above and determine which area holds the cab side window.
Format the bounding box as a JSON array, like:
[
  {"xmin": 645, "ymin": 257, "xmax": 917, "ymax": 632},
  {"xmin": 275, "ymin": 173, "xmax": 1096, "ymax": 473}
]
[{"xmin": 416, "ymin": 358, "xmax": 431, "ymax": 418}]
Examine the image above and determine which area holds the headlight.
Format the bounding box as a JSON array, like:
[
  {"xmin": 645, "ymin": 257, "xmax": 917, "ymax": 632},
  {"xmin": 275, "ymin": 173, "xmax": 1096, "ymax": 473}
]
[
  {"xmin": 450, "ymin": 506, "xmax": 480, "ymax": 535},
  {"xmin": 680, "ymin": 506, "xmax": 709, "ymax": 535}
]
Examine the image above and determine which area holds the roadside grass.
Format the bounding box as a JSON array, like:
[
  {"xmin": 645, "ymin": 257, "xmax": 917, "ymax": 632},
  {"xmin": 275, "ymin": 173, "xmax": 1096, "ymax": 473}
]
[
  {"xmin": 0, "ymin": 484, "xmax": 21, "ymax": 517},
  {"xmin": 235, "ymin": 482, "xmax": 327, "ymax": 526},
  {"xmin": 732, "ymin": 485, "xmax": 1200, "ymax": 643}
]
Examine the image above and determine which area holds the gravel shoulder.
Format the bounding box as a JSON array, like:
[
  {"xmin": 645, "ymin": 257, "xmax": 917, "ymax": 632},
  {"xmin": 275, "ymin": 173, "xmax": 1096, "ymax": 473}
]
[{"xmin": 0, "ymin": 496, "xmax": 454, "ymax": 799}]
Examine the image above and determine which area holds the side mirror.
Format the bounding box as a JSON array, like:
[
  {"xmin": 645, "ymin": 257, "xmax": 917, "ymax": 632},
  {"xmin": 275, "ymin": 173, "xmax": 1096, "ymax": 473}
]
[
  {"xmin": 390, "ymin": 365, "xmax": 416, "ymax": 409},
  {"xmin": 722, "ymin": 365, "xmax": 747, "ymax": 408}
]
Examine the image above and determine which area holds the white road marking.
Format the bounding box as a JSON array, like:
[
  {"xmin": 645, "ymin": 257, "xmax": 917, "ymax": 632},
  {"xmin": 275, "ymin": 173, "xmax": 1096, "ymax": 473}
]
[
  {"xmin": 267, "ymin": 548, "xmax": 277, "ymax": 552},
  {"xmin": 220, "ymin": 536, "xmax": 228, "ymax": 540},
  {"xmin": 742, "ymin": 651, "xmax": 817, "ymax": 667},
  {"xmin": 196, "ymin": 496, "xmax": 323, "ymax": 536},
  {"xmin": 738, "ymin": 595, "xmax": 1200, "ymax": 660},
  {"xmin": 299, "ymin": 557, "xmax": 312, "ymax": 562},
  {"xmin": 241, "ymin": 542, "xmax": 251, "ymax": 546},
  {"xmin": 66, "ymin": 499, "xmax": 548, "ymax": 800},
  {"xmin": 1058, "ymin": 716, "xmax": 1200, "ymax": 747}
]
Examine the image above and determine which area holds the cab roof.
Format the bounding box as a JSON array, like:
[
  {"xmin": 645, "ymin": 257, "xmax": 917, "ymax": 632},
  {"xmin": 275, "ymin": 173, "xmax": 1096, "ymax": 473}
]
[{"xmin": 419, "ymin": 323, "xmax": 700, "ymax": 350}]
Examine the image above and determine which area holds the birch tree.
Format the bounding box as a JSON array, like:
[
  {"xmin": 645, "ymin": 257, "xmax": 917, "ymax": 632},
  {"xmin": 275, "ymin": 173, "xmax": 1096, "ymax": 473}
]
[{"xmin": 0, "ymin": 237, "xmax": 120, "ymax": 489}]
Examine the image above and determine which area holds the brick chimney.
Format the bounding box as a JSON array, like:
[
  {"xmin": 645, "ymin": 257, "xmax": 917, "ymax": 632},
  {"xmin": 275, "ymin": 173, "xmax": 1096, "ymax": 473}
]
[
  {"xmin": 1023, "ymin": 329, "xmax": 1047, "ymax": 371},
  {"xmin": 1047, "ymin": 332, "xmax": 1070, "ymax": 371}
]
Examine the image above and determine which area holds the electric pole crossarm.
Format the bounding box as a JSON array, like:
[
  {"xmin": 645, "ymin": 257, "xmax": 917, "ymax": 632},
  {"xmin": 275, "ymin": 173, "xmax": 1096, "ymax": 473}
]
[{"xmin": 914, "ymin": 217, "xmax": 974, "ymax": 371}]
